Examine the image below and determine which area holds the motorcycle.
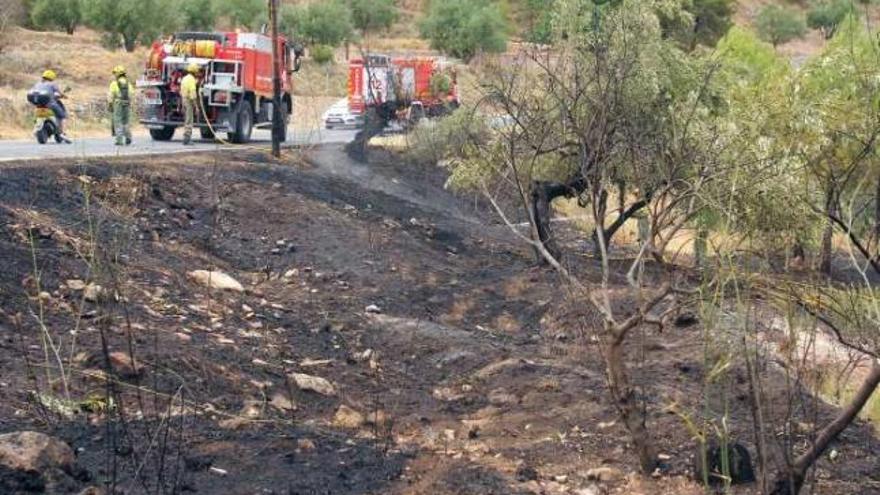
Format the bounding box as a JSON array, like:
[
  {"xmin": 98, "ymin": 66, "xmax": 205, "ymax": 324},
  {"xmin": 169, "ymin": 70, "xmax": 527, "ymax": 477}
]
[{"xmin": 26, "ymin": 87, "xmax": 70, "ymax": 144}]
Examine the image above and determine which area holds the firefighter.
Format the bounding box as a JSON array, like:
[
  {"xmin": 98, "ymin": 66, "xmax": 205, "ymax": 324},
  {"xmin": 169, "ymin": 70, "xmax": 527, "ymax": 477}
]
[
  {"xmin": 180, "ymin": 63, "xmax": 200, "ymax": 145},
  {"xmin": 108, "ymin": 65, "xmax": 135, "ymax": 146},
  {"xmin": 32, "ymin": 70, "xmax": 72, "ymax": 143}
]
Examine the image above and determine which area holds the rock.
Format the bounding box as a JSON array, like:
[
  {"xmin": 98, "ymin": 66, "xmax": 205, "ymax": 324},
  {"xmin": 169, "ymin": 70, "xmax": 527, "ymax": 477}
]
[
  {"xmin": 0, "ymin": 431, "xmax": 75, "ymax": 492},
  {"xmin": 432, "ymin": 386, "xmax": 465, "ymax": 402},
  {"xmin": 332, "ymin": 405, "xmax": 365, "ymax": 429},
  {"xmin": 585, "ymin": 466, "xmax": 624, "ymax": 482},
  {"xmin": 269, "ymin": 393, "xmax": 296, "ymax": 412},
  {"xmin": 488, "ymin": 388, "xmax": 518, "ymax": 406},
  {"xmin": 66, "ymin": 279, "xmax": 86, "ymax": 291},
  {"xmin": 218, "ymin": 417, "xmax": 248, "ymax": 430},
  {"xmin": 77, "ymin": 487, "xmax": 105, "ymax": 495},
  {"xmin": 574, "ymin": 487, "xmax": 598, "ymax": 495},
  {"xmin": 289, "ymin": 373, "xmax": 337, "ymax": 396},
  {"xmin": 83, "ymin": 284, "xmax": 106, "ymax": 303},
  {"xmin": 297, "ymin": 438, "xmax": 316, "ymax": 451},
  {"xmin": 107, "ymin": 352, "xmax": 144, "ymax": 378},
  {"xmin": 515, "ymin": 464, "xmax": 538, "ymax": 482},
  {"xmin": 364, "ymin": 409, "xmax": 389, "ymax": 427},
  {"xmin": 187, "ymin": 270, "xmax": 244, "ymax": 292},
  {"xmin": 183, "ymin": 454, "xmax": 213, "ymax": 472},
  {"xmin": 693, "ymin": 441, "xmax": 755, "ymax": 486},
  {"xmin": 674, "ymin": 312, "xmax": 698, "ymax": 328},
  {"xmin": 365, "ymin": 304, "xmax": 382, "ymax": 314}
]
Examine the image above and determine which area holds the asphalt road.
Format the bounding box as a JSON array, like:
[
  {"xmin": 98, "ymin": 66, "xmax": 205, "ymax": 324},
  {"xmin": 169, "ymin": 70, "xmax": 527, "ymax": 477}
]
[{"xmin": 0, "ymin": 127, "xmax": 358, "ymax": 163}]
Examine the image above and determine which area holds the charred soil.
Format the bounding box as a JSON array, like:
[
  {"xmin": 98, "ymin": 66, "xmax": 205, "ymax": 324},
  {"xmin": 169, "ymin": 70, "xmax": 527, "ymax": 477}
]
[{"xmin": 0, "ymin": 145, "xmax": 878, "ymax": 494}]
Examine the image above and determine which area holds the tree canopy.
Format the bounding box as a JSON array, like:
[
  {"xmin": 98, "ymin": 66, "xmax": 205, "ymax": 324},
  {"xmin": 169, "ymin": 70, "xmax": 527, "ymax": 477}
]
[
  {"xmin": 419, "ymin": 0, "xmax": 508, "ymax": 61},
  {"xmin": 755, "ymin": 4, "xmax": 807, "ymax": 47},
  {"xmin": 31, "ymin": 0, "xmax": 80, "ymax": 34},
  {"xmin": 282, "ymin": 0, "xmax": 353, "ymax": 47}
]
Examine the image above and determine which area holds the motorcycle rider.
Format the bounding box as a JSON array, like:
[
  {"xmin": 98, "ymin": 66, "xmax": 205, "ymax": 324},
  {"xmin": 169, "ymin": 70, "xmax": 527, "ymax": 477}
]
[
  {"xmin": 31, "ymin": 70, "xmax": 71, "ymax": 143},
  {"xmin": 108, "ymin": 65, "xmax": 135, "ymax": 146}
]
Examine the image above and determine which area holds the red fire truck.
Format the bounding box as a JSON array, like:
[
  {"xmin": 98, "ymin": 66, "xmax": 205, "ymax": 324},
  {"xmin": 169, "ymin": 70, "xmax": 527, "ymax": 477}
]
[
  {"xmin": 347, "ymin": 54, "xmax": 459, "ymax": 126},
  {"xmin": 138, "ymin": 31, "xmax": 302, "ymax": 143}
]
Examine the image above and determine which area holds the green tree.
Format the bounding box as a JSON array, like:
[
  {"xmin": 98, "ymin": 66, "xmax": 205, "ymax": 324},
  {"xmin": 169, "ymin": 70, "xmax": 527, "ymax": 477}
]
[
  {"xmin": 420, "ymin": 0, "xmax": 508, "ymax": 60},
  {"xmin": 523, "ymin": 0, "xmax": 555, "ymax": 44},
  {"xmin": 689, "ymin": 0, "xmax": 735, "ymax": 48},
  {"xmin": 85, "ymin": 0, "xmax": 177, "ymax": 51},
  {"xmin": 221, "ymin": 0, "xmax": 264, "ymax": 30},
  {"xmin": 31, "ymin": 0, "xmax": 80, "ymax": 34},
  {"xmin": 807, "ymin": 0, "xmax": 856, "ymax": 39},
  {"xmin": 755, "ymin": 4, "xmax": 806, "ymax": 47},
  {"xmin": 283, "ymin": 1, "xmax": 353, "ymax": 47},
  {"xmin": 181, "ymin": 0, "xmax": 216, "ymax": 31},
  {"xmin": 349, "ymin": 0, "xmax": 397, "ymax": 34},
  {"xmin": 659, "ymin": 0, "xmax": 735, "ymax": 49}
]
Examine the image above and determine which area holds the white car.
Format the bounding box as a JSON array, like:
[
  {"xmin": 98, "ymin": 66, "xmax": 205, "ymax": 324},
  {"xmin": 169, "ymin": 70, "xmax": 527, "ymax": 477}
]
[{"xmin": 322, "ymin": 98, "xmax": 364, "ymax": 129}]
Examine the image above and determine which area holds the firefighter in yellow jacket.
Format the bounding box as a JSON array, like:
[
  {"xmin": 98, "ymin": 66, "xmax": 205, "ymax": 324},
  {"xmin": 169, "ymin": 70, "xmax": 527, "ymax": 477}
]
[
  {"xmin": 108, "ymin": 65, "xmax": 135, "ymax": 146},
  {"xmin": 180, "ymin": 64, "xmax": 200, "ymax": 145}
]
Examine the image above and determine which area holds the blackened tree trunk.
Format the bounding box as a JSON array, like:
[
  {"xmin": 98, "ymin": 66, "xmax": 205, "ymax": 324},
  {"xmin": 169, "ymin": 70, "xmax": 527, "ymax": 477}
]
[
  {"xmin": 346, "ymin": 105, "xmax": 393, "ymax": 162},
  {"xmin": 528, "ymin": 175, "xmax": 587, "ymax": 263},
  {"xmin": 528, "ymin": 176, "xmax": 647, "ymax": 263},
  {"xmin": 770, "ymin": 362, "xmax": 880, "ymax": 495}
]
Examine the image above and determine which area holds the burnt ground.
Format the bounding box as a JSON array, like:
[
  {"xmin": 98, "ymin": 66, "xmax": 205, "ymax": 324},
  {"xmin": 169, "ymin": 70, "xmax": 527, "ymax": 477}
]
[{"xmin": 0, "ymin": 144, "xmax": 878, "ymax": 495}]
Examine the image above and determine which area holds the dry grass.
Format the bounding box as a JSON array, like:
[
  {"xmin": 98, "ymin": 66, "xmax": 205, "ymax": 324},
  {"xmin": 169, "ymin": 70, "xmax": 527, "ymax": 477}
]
[
  {"xmin": 0, "ymin": 27, "xmax": 354, "ymax": 138},
  {"xmin": 0, "ymin": 27, "xmax": 145, "ymax": 138}
]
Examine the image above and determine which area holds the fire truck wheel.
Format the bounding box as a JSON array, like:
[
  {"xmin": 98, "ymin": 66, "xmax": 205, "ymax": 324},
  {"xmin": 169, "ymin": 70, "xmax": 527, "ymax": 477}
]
[
  {"xmin": 229, "ymin": 102, "xmax": 253, "ymax": 144},
  {"xmin": 149, "ymin": 126, "xmax": 176, "ymax": 141}
]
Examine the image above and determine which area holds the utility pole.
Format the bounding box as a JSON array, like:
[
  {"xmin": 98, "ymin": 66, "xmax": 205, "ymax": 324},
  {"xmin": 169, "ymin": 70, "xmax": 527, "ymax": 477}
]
[{"xmin": 269, "ymin": 0, "xmax": 283, "ymax": 158}]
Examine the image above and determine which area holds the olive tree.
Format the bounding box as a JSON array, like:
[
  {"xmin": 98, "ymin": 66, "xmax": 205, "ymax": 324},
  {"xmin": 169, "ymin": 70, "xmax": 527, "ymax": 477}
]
[
  {"xmin": 807, "ymin": 0, "xmax": 856, "ymax": 39},
  {"xmin": 31, "ymin": 0, "xmax": 81, "ymax": 34},
  {"xmin": 181, "ymin": 0, "xmax": 216, "ymax": 31},
  {"xmin": 419, "ymin": 0, "xmax": 508, "ymax": 61},
  {"xmin": 755, "ymin": 4, "xmax": 806, "ymax": 48},
  {"xmin": 349, "ymin": 0, "xmax": 397, "ymax": 35},
  {"xmin": 85, "ymin": 0, "xmax": 178, "ymax": 51},
  {"xmin": 440, "ymin": 0, "xmax": 729, "ymax": 473}
]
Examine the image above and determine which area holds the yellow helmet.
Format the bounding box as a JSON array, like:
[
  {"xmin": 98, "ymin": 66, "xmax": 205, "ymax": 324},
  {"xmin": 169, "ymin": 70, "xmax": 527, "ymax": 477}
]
[
  {"xmin": 42, "ymin": 70, "xmax": 57, "ymax": 81},
  {"xmin": 112, "ymin": 65, "xmax": 126, "ymax": 76},
  {"xmin": 187, "ymin": 63, "xmax": 200, "ymax": 74}
]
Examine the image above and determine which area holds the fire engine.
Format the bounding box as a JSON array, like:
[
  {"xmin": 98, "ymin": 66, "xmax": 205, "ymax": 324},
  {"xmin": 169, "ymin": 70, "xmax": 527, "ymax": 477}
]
[
  {"xmin": 347, "ymin": 54, "xmax": 459, "ymax": 126},
  {"xmin": 138, "ymin": 31, "xmax": 302, "ymax": 143}
]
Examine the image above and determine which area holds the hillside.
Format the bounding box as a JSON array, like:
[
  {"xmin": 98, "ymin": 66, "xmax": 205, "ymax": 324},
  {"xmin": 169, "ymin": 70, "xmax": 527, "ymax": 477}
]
[{"xmin": 0, "ymin": 143, "xmax": 878, "ymax": 495}]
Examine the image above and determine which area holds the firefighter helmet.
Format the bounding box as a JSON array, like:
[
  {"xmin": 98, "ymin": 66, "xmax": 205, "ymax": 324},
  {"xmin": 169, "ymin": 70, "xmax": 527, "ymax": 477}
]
[
  {"xmin": 187, "ymin": 63, "xmax": 200, "ymax": 74},
  {"xmin": 42, "ymin": 70, "xmax": 57, "ymax": 81},
  {"xmin": 112, "ymin": 65, "xmax": 126, "ymax": 76}
]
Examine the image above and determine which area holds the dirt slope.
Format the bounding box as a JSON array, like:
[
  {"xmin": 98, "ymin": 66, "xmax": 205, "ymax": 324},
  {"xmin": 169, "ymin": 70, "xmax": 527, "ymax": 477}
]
[{"xmin": 0, "ymin": 145, "xmax": 878, "ymax": 494}]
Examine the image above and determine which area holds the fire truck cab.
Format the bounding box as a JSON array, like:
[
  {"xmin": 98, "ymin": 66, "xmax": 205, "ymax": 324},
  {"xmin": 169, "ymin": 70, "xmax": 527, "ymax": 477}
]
[{"xmin": 138, "ymin": 31, "xmax": 302, "ymax": 143}]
